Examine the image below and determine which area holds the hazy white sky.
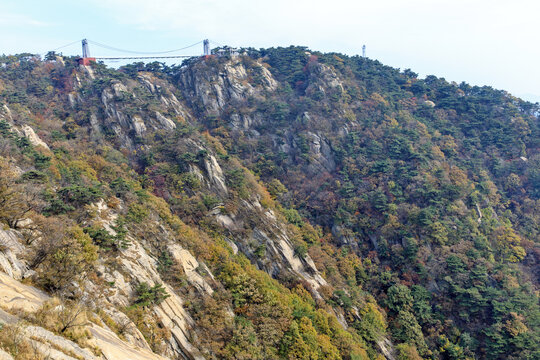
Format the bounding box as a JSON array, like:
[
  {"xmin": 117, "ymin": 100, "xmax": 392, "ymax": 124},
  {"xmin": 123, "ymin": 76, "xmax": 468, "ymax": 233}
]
[{"xmin": 1, "ymin": 0, "xmax": 539, "ymax": 101}]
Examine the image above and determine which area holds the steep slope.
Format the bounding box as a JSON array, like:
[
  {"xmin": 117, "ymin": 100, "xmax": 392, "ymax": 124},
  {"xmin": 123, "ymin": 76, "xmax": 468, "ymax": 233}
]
[
  {"xmin": 0, "ymin": 49, "xmax": 538, "ymax": 360},
  {"xmin": 176, "ymin": 49, "xmax": 539, "ymax": 359},
  {"xmin": 0, "ymin": 54, "xmax": 375, "ymax": 360}
]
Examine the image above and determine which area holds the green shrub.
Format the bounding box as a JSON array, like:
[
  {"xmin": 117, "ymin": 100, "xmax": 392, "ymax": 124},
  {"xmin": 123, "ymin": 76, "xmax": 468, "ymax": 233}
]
[
  {"xmin": 58, "ymin": 184, "xmax": 103, "ymax": 206},
  {"xmin": 267, "ymin": 179, "xmax": 287, "ymax": 198},
  {"xmin": 21, "ymin": 170, "xmax": 48, "ymax": 182},
  {"xmin": 126, "ymin": 203, "xmax": 149, "ymax": 223},
  {"xmin": 0, "ymin": 120, "xmax": 12, "ymax": 137},
  {"xmin": 226, "ymin": 168, "xmax": 246, "ymax": 190},
  {"xmin": 84, "ymin": 222, "xmax": 129, "ymax": 251},
  {"xmin": 133, "ymin": 282, "xmax": 170, "ymax": 308},
  {"xmin": 43, "ymin": 197, "xmax": 75, "ymax": 215},
  {"xmin": 282, "ymin": 207, "xmax": 303, "ymax": 226},
  {"xmin": 180, "ymin": 172, "xmax": 201, "ymax": 190},
  {"xmin": 110, "ymin": 177, "xmax": 133, "ymax": 197},
  {"xmin": 33, "ymin": 152, "xmax": 51, "ymax": 170},
  {"xmin": 294, "ymin": 243, "xmax": 308, "ymax": 259},
  {"xmin": 34, "ymin": 226, "xmax": 98, "ymax": 292},
  {"xmin": 157, "ymin": 251, "xmax": 173, "ymax": 274}
]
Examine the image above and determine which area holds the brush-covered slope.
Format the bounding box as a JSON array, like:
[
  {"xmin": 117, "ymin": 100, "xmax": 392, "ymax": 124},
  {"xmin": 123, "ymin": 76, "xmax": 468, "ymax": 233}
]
[{"xmin": 0, "ymin": 48, "xmax": 538, "ymax": 360}]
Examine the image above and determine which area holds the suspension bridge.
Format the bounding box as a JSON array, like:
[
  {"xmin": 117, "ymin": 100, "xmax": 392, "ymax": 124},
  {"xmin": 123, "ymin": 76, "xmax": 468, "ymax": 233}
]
[{"xmin": 46, "ymin": 38, "xmax": 235, "ymax": 65}]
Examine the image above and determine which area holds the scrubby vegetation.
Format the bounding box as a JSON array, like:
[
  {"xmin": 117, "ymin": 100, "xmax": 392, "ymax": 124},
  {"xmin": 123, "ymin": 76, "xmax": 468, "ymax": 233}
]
[{"xmin": 0, "ymin": 49, "xmax": 537, "ymax": 359}]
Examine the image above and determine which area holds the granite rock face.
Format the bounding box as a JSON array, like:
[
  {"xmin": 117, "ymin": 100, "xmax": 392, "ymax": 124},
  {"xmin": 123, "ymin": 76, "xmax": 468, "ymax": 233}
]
[
  {"xmin": 0, "ymin": 269, "xmax": 169, "ymax": 360},
  {"xmin": 0, "ymin": 53, "xmax": 407, "ymax": 359}
]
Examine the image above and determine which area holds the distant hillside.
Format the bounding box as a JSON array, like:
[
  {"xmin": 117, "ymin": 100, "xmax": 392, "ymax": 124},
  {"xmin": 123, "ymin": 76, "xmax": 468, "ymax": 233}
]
[{"xmin": 0, "ymin": 48, "xmax": 538, "ymax": 360}]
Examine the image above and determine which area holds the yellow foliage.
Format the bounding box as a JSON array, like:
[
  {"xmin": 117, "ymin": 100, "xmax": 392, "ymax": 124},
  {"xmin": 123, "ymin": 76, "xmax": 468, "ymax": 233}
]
[
  {"xmin": 292, "ymin": 285, "xmax": 315, "ymax": 307},
  {"xmin": 202, "ymin": 131, "xmax": 228, "ymax": 157},
  {"xmin": 396, "ymin": 343, "xmax": 422, "ymax": 360},
  {"xmin": 370, "ymin": 93, "xmax": 389, "ymax": 106},
  {"xmin": 34, "ymin": 225, "xmax": 98, "ymax": 291},
  {"xmin": 125, "ymin": 306, "xmax": 170, "ymax": 354},
  {"xmin": 344, "ymin": 110, "xmax": 357, "ymax": 122},
  {"xmin": 448, "ymin": 166, "xmax": 468, "ymax": 187},
  {"xmin": 413, "ymin": 120, "xmax": 429, "ymax": 137},
  {"xmin": 504, "ymin": 312, "xmax": 528, "ymax": 337},
  {"xmin": 383, "ymin": 115, "xmax": 399, "ymax": 128},
  {"xmin": 313, "ymin": 309, "xmax": 332, "ymax": 336},
  {"xmin": 493, "ymin": 226, "xmax": 526, "ymax": 263},
  {"xmin": 68, "ymin": 159, "xmax": 98, "ymax": 181},
  {"xmin": 439, "ymin": 135, "xmax": 457, "ymax": 155},
  {"xmin": 317, "ymin": 333, "xmax": 341, "ymax": 360},
  {"xmin": 427, "ymin": 222, "xmax": 449, "ymax": 245},
  {"xmin": 337, "ymin": 254, "xmax": 362, "ymax": 281},
  {"xmin": 431, "ymin": 145, "xmax": 445, "ymax": 159},
  {"xmin": 358, "ymin": 302, "xmax": 387, "ymax": 338}
]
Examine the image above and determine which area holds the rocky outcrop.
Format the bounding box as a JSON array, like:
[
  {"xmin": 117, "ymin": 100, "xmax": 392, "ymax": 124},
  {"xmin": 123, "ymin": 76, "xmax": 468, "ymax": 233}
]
[
  {"xmin": 0, "ymin": 269, "xmax": 170, "ymax": 360},
  {"xmin": 211, "ymin": 197, "xmax": 327, "ymax": 296},
  {"xmin": 332, "ymin": 225, "xmax": 359, "ymax": 249},
  {"xmin": 0, "ymin": 107, "xmax": 49, "ymax": 150},
  {"xmin": 178, "ymin": 57, "xmax": 277, "ymax": 118},
  {"xmin": 0, "ymin": 349, "xmax": 13, "ymax": 360},
  {"xmin": 0, "ymin": 272, "xmax": 48, "ymax": 313},
  {"xmin": 0, "ymin": 230, "xmax": 32, "ymax": 280},
  {"xmin": 71, "ymin": 72, "xmax": 190, "ymax": 150},
  {"xmin": 85, "ymin": 201, "xmax": 204, "ymax": 359},
  {"xmin": 168, "ymin": 244, "xmax": 214, "ymax": 295},
  {"xmin": 304, "ymin": 131, "xmax": 336, "ymax": 173},
  {"xmin": 203, "ymin": 155, "xmax": 228, "ymax": 196},
  {"xmin": 21, "ymin": 125, "xmax": 49, "ymax": 149},
  {"xmin": 116, "ymin": 240, "xmax": 203, "ymax": 360},
  {"xmin": 0, "ymin": 105, "xmax": 14, "ymax": 125},
  {"xmin": 305, "ymin": 62, "xmax": 344, "ymax": 98},
  {"xmin": 155, "ymin": 111, "xmax": 176, "ymax": 130},
  {"xmin": 0, "ymin": 199, "xmax": 208, "ymax": 360},
  {"xmin": 229, "ymin": 112, "xmax": 265, "ymax": 131},
  {"xmin": 138, "ymin": 73, "xmax": 192, "ymax": 120},
  {"xmin": 25, "ymin": 325, "xmax": 98, "ymax": 360},
  {"xmin": 90, "ymin": 325, "xmax": 168, "ymax": 360},
  {"xmin": 377, "ymin": 339, "xmax": 396, "ymax": 360}
]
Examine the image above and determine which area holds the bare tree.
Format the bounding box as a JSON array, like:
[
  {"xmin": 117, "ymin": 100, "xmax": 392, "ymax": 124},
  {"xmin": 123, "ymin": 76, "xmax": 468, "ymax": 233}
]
[
  {"xmin": 57, "ymin": 300, "xmax": 89, "ymax": 334},
  {"xmin": 0, "ymin": 160, "xmax": 42, "ymax": 229}
]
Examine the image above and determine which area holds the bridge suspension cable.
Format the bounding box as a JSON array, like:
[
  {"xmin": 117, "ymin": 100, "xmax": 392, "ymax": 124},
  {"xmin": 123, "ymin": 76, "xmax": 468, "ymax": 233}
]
[
  {"xmin": 40, "ymin": 39, "xmax": 81, "ymax": 56},
  {"xmin": 43, "ymin": 38, "xmax": 228, "ymax": 62},
  {"xmin": 95, "ymin": 55, "xmax": 196, "ymax": 60},
  {"xmin": 208, "ymin": 39, "xmax": 225, "ymax": 48},
  {"xmin": 87, "ymin": 39, "xmax": 204, "ymax": 55}
]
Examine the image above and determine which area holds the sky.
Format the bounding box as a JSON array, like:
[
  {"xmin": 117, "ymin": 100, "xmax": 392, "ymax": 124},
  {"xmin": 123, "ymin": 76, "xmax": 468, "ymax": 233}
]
[{"xmin": 1, "ymin": 0, "xmax": 539, "ymax": 102}]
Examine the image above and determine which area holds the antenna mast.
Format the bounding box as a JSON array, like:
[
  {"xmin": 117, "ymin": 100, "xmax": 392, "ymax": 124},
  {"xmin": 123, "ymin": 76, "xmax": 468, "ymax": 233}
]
[{"xmin": 362, "ymin": 45, "xmax": 366, "ymax": 57}]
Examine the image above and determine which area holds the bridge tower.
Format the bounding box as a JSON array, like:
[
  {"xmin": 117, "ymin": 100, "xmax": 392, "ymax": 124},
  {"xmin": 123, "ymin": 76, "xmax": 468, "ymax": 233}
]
[
  {"xmin": 203, "ymin": 39, "xmax": 210, "ymax": 56},
  {"xmin": 82, "ymin": 39, "xmax": 90, "ymax": 58},
  {"xmin": 78, "ymin": 39, "xmax": 96, "ymax": 65}
]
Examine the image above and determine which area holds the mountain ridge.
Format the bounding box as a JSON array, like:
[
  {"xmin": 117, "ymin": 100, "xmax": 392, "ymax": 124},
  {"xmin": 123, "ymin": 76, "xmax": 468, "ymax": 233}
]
[{"xmin": 0, "ymin": 47, "xmax": 537, "ymax": 360}]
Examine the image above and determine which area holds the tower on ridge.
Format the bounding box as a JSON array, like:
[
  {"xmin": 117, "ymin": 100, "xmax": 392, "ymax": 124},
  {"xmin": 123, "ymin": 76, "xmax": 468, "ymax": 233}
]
[
  {"xmin": 203, "ymin": 39, "xmax": 210, "ymax": 56},
  {"xmin": 82, "ymin": 39, "xmax": 90, "ymax": 58},
  {"xmin": 78, "ymin": 39, "xmax": 96, "ymax": 66}
]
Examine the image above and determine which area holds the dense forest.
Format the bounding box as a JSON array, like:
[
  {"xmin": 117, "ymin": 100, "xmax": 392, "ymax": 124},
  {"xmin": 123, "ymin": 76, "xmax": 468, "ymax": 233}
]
[{"xmin": 0, "ymin": 47, "xmax": 538, "ymax": 360}]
